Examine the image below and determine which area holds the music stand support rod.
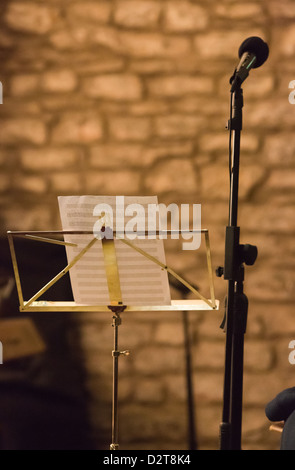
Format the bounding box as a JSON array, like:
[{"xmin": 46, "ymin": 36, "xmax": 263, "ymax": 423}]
[
  {"xmin": 110, "ymin": 307, "xmax": 129, "ymax": 451},
  {"xmin": 218, "ymin": 84, "xmax": 257, "ymax": 450}
]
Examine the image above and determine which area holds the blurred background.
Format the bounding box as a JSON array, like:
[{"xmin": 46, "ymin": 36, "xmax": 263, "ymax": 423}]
[{"xmin": 0, "ymin": 0, "xmax": 295, "ymax": 450}]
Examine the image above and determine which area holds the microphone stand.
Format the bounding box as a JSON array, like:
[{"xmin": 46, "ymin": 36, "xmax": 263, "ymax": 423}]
[{"xmin": 218, "ymin": 79, "xmax": 257, "ymax": 450}]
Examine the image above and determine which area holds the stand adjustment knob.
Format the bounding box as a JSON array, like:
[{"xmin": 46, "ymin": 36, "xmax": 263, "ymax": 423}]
[
  {"xmin": 240, "ymin": 244, "xmax": 258, "ymax": 266},
  {"xmin": 216, "ymin": 266, "xmax": 224, "ymax": 277},
  {"xmin": 121, "ymin": 350, "xmax": 130, "ymax": 356},
  {"xmin": 112, "ymin": 350, "xmax": 130, "ymax": 357}
]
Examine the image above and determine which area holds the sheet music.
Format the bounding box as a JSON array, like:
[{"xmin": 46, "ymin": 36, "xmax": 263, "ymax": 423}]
[{"xmin": 58, "ymin": 196, "xmax": 171, "ymax": 306}]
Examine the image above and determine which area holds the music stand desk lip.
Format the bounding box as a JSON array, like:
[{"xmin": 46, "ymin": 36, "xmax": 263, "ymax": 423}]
[
  {"xmin": 20, "ymin": 299, "xmax": 219, "ymax": 313},
  {"xmin": 7, "ymin": 229, "xmax": 209, "ymax": 237}
]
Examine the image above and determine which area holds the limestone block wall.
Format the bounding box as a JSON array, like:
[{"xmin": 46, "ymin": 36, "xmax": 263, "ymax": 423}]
[{"xmin": 0, "ymin": 0, "xmax": 295, "ymax": 450}]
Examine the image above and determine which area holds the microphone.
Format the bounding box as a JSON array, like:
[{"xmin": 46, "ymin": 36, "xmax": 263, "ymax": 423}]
[{"xmin": 230, "ymin": 36, "xmax": 269, "ymax": 91}]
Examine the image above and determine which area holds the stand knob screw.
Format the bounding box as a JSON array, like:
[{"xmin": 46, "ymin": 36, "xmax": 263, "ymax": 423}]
[
  {"xmin": 240, "ymin": 244, "xmax": 258, "ymax": 266},
  {"xmin": 216, "ymin": 266, "xmax": 224, "ymax": 277},
  {"xmin": 121, "ymin": 350, "xmax": 130, "ymax": 356},
  {"xmin": 112, "ymin": 350, "xmax": 130, "ymax": 357}
]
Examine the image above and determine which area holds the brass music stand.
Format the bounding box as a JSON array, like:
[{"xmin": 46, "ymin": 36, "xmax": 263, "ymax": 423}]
[{"xmin": 7, "ymin": 228, "xmax": 219, "ymax": 450}]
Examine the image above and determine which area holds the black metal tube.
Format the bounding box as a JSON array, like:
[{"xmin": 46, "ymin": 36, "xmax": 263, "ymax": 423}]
[{"xmin": 220, "ymin": 86, "xmax": 246, "ymax": 451}]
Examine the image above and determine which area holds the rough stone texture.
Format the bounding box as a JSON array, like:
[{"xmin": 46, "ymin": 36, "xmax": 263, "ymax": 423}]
[
  {"xmin": 0, "ymin": 0, "xmax": 294, "ymax": 452},
  {"xmin": 5, "ymin": 2, "xmax": 59, "ymax": 35},
  {"xmin": 83, "ymin": 74, "xmax": 143, "ymax": 100},
  {"xmin": 114, "ymin": 0, "xmax": 162, "ymax": 28},
  {"xmin": 164, "ymin": 2, "xmax": 208, "ymax": 32}
]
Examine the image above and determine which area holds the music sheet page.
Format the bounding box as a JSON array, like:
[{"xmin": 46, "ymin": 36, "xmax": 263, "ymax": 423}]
[{"xmin": 58, "ymin": 195, "xmax": 171, "ymax": 306}]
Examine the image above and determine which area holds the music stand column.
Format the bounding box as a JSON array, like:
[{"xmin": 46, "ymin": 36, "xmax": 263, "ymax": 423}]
[{"xmin": 110, "ymin": 308, "xmax": 129, "ymax": 451}]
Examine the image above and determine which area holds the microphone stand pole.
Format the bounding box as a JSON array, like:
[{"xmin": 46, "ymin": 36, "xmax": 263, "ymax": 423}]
[{"xmin": 218, "ymin": 80, "xmax": 257, "ymax": 450}]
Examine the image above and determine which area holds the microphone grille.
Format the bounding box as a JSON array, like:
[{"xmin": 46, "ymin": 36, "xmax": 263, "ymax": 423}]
[{"xmin": 238, "ymin": 36, "xmax": 269, "ymax": 68}]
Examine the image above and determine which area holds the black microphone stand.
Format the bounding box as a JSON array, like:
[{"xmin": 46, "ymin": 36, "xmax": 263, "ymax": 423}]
[{"xmin": 218, "ymin": 78, "xmax": 258, "ymax": 450}]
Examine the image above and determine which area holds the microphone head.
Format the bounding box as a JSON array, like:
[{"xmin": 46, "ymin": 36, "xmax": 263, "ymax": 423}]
[{"xmin": 238, "ymin": 36, "xmax": 269, "ymax": 68}]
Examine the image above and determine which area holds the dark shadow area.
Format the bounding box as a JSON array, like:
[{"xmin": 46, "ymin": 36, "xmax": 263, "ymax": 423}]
[{"xmin": 0, "ymin": 235, "xmax": 98, "ymax": 450}]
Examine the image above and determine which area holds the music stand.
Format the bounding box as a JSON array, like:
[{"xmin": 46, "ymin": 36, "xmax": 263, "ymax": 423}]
[{"xmin": 7, "ymin": 228, "xmax": 219, "ymax": 450}]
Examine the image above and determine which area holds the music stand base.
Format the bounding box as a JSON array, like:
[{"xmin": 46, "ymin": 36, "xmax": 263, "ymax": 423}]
[{"xmin": 110, "ymin": 443, "xmax": 119, "ymax": 450}]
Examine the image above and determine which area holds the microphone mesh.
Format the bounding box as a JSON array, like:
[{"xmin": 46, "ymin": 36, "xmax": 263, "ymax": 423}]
[{"xmin": 238, "ymin": 36, "xmax": 269, "ymax": 68}]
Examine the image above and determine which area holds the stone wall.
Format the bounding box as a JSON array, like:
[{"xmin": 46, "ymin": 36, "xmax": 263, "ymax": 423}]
[{"xmin": 1, "ymin": 0, "xmax": 295, "ymax": 450}]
